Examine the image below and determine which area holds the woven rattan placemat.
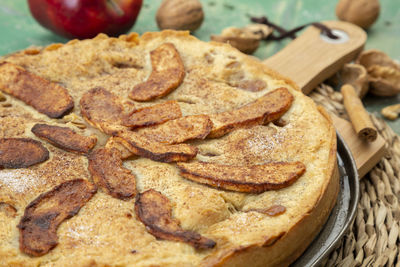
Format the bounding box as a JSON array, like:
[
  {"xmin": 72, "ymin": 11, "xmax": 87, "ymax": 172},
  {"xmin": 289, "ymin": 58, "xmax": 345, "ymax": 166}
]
[{"xmin": 310, "ymin": 85, "xmax": 400, "ymax": 267}]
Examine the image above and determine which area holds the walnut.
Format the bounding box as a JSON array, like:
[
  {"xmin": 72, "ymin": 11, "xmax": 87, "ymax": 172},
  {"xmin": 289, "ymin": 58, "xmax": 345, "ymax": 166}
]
[
  {"xmin": 357, "ymin": 50, "xmax": 400, "ymax": 96},
  {"xmin": 156, "ymin": 0, "xmax": 204, "ymax": 32},
  {"xmin": 211, "ymin": 24, "xmax": 272, "ymax": 54},
  {"xmin": 381, "ymin": 104, "xmax": 400, "ymax": 121},
  {"xmin": 336, "ymin": 0, "xmax": 380, "ymax": 29},
  {"xmin": 331, "ymin": 64, "xmax": 369, "ymax": 98},
  {"xmin": 242, "ymin": 24, "xmax": 273, "ymax": 40}
]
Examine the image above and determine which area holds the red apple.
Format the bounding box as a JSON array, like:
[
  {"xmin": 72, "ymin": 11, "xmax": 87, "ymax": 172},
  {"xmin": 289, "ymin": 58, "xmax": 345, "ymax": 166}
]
[{"xmin": 28, "ymin": 0, "xmax": 143, "ymax": 39}]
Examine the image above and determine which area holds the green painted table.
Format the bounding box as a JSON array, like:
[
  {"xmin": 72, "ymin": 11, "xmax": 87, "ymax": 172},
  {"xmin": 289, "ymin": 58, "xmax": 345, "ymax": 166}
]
[{"xmin": 0, "ymin": 0, "xmax": 399, "ymax": 133}]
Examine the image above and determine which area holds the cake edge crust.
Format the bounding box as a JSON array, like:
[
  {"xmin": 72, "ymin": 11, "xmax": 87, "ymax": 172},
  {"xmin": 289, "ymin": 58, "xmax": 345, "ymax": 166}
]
[{"xmin": 201, "ymin": 107, "xmax": 338, "ymax": 267}]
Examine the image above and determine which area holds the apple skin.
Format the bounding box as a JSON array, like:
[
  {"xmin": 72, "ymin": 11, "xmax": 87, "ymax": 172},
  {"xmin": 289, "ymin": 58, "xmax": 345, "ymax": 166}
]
[{"xmin": 28, "ymin": 0, "xmax": 143, "ymax": 39}]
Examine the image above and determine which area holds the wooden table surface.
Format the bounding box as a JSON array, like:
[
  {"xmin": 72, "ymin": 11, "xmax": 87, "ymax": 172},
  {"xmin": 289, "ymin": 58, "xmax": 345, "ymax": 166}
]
[{"xmin": 0, "ymin": 0, "xmax": 399, "ymax": 133}]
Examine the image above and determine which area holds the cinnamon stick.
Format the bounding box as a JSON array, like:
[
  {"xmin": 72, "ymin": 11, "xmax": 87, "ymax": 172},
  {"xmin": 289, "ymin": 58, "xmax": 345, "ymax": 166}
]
[{"xmin": 341, "ymin": 84, "xmax": 377, "ymax": 142}]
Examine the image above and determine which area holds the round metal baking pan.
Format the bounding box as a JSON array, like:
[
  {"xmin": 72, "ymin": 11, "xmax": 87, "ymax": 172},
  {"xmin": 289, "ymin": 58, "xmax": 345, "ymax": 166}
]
[{"xmin": 292, "ymin": 133, "xmax": 360, "ymax": 267}]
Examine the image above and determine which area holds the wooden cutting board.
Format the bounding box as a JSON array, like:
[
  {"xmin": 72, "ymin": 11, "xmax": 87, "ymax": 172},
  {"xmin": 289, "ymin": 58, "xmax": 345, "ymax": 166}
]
[{"xmin": 264, "ymin": 20, "xmax": 386, "ymax": 178}]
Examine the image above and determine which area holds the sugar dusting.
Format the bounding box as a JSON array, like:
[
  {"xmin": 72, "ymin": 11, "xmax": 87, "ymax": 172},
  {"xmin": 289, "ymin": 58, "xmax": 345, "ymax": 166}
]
[
  {"xmin": 221, "ymin": 212, "xmax": 264, "ymax": 236},
  {"xmin": 0, "ymin": 169, "xmax": 43, "ymax": 194},
  {"xmin": 65, "ymin": 225, "xmax": 94, "ymax": 240},
  {"xmin": 245, "ymin": 124, "xmax": 292, "ymax": 156},
  {"xmin": 64, "ymin": 224, "xmax": 109, "ymax": 247}
]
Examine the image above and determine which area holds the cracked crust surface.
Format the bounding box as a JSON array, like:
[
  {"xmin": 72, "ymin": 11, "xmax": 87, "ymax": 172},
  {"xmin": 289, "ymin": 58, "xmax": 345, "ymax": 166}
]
[{"xmin": 0, "ymin": 31, "xmax": 337, "ymax": 266}]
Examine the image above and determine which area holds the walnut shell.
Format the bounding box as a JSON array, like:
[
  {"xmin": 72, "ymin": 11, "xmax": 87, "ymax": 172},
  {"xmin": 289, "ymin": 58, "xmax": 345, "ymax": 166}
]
[
  {"xmin": 357, "ymin": 50, "xmax": 400, "ymax": 97},
  {"xmin": 242, "ymin": 24, "xmax": 273, "ymax": 40},
  {"xmin": 336, "ymin": 0, "xmax": 380, "ymax": 29},
  {"xmin": 156, "ymin": 0, "xmax": 204, "ymax": 32},
  {"xmin": 211, "ymin": 35, "xmax": 260, "ymax": 55},
  {"xmin": 210, "ymin": 26, "xmax": 272, "ymax": 54},
  {"xmin": 331, "ymin": 64, "xmax": 369, "ymax": 98}
]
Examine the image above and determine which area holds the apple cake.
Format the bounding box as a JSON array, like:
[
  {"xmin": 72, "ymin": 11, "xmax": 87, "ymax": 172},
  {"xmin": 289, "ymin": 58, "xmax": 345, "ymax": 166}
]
[{"xmin": 0, "ymin": 30, "xmax": 338, "ymax": 267}]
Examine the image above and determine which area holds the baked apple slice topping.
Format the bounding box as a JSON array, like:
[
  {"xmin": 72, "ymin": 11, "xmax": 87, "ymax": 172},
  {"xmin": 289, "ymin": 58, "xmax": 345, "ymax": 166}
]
[
  {"xmin": 245, "ymin": 204, "xmax": 287, "ymax": 216},
  {"xmin": 88, "ymin": 148, "xmax": 137, "ymax": 200},
  {"xmin": 0, "ymin": 138, "xmax": 49, "ymax": 169},
  {"xmin": 17, "ymin": 179, "xmax": 96, "ymax": 256},
  {"xmin": 80, "ymin": 87, "xmax": 127, "ymax": 135},
  {"xmin": 177, "ymin": 161, "xmax": 306, "ymax": 193},
  {"xmin": 0, "ymin": 62, "xmax": 74, "ymax": 118},
  {"xmin": 232, "ymin": 79, "xmax": 267, "ymax": 92},
  {"xmin": 106, "ymin": 115, "xmax": 209, "ymax": 160},
  {"xmin": 208, "ymin": 87, "xmax": 294, "ymax": 138},
  {"xmin": 135, "ymin": 189, "xmax": 216, "ymax": 249},
  {"xmin": 31, "ymin": 124, "xmax": 97, "ymax": 154},
  {"xmin": 117, "ymin": 130, "xmax": 198, "ymax": 163},
  {"xmin": 106, "ymin": 136, "xmax": 136, "ymax": 159},
  {"xmin": 263, "ymin": 205, "xmax": 286, "ymax": 216},
  {"xmin": 137, "ymin": 115, "xmax": 212, "ymax": 144},
  {"xmin": 122, "ymin": 100, "xmax": 182, "ymax": 129},
  {"xmin": 129, "ymin": 43, "xmax": 185, "ymax": 101}
]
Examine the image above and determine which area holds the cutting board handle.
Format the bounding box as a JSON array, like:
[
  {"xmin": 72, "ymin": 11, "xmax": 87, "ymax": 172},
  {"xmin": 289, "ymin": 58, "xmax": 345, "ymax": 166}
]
[
  {"xmin": 264, "ymin": 20, "xmax": 385, "ymax": 178},
  {"xmin": 264, "ymin": 20, "xmax": 367, "ymax": 95}
]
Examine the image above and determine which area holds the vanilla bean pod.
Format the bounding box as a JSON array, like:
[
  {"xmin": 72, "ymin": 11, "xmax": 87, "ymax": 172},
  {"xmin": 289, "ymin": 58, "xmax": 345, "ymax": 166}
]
[
  {"xmin": 251, "ymin": 16, "xmax": 339, "ymax": 41},
  {"xmin": 251, "ymin": 16, "xmax": 296, "ymax": 39}
]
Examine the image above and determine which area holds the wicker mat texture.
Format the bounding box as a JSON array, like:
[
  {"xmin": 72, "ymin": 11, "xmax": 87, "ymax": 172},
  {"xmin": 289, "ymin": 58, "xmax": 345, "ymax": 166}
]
[{"xmin": 309, "ymin": 84, "xmax": 400, "ymax": 267}]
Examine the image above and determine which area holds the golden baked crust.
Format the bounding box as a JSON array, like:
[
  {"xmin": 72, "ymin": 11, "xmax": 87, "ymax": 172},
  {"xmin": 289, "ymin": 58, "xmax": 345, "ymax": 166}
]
[{"xmin": 0, "ymin": 31, "xmax": 337, "ymax": 266}]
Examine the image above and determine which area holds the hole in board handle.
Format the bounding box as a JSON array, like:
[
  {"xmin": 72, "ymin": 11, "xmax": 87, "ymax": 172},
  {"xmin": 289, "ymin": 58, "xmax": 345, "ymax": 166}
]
[{"xmin": 320, "ymin": 29, "xmax": 349, "ymax": 44}]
